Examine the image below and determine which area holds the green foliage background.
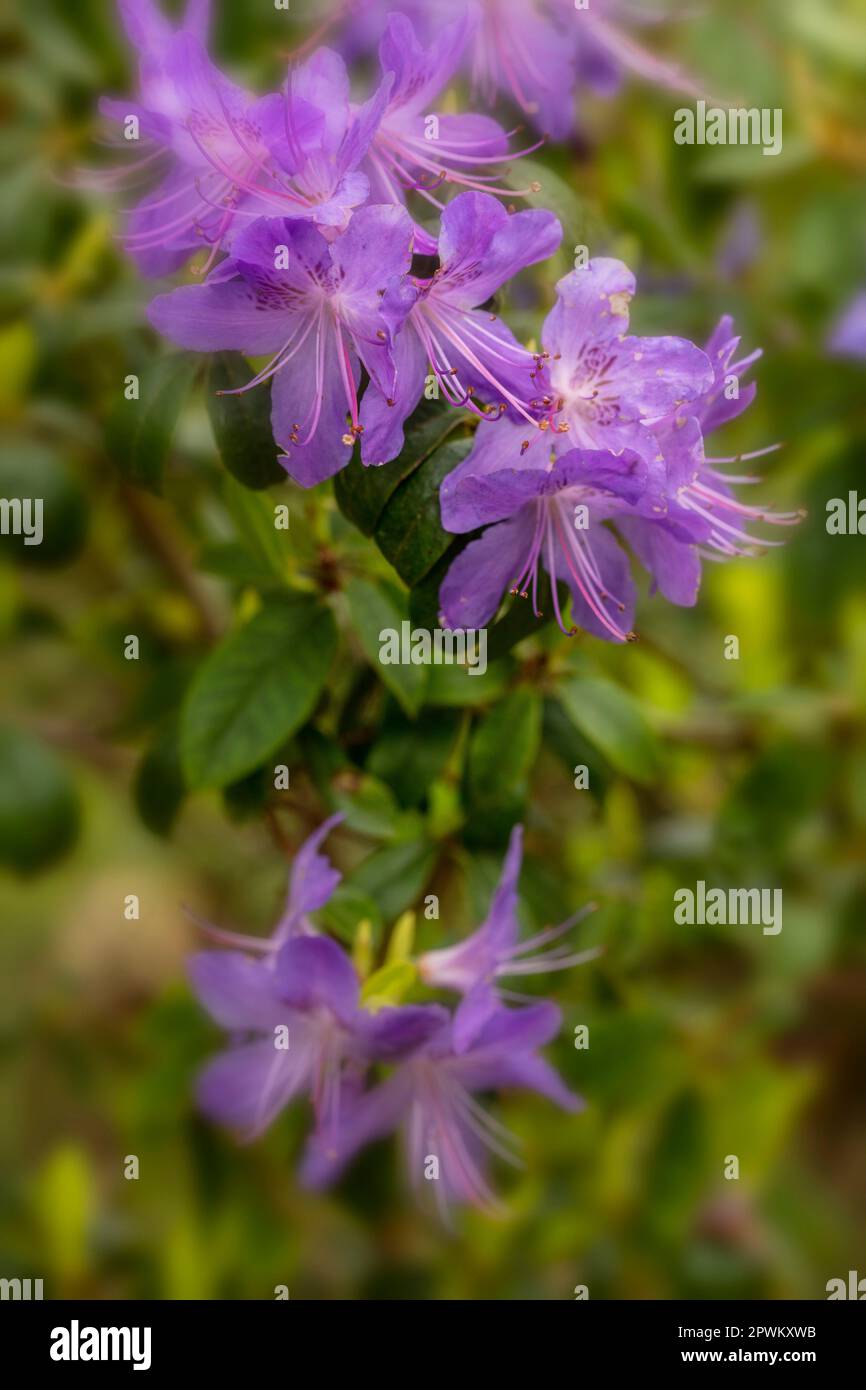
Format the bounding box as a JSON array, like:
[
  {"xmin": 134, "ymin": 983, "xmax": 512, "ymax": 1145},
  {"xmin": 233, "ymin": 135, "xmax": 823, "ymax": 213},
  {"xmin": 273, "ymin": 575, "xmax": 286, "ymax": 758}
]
[{"xmin": 1, "ymin": 0, "xmax": 865, "ymax": 1299}]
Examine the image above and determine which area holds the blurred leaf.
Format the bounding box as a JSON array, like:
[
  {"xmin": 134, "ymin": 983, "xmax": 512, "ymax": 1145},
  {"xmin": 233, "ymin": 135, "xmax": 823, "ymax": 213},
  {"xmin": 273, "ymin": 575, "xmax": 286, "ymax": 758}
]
[
  {"xmin": 221, "ymin": 473, "xmax": 289, "ymax": 580},
  {"xmin": 467, "ymin": 687, "xmax": 541, "ymax": 823},
  {"xmin": 385, "ymin": 910, "xmax": 416, "ymax": 964},
  {"xmin": 133, "ymin": 723, "xmax": 185, "ymax": 837},
  {"xmin": 206, "ymin": 353, "xmax": 287, "ymax": 489},
  {"xmin": 366, "ymin": 706, "xmax": 460, "ymax": 806},
  {"xmin": 346, "ymin": 578, "xmax": 427, "ymax": 716},
  {"xmin": 557, "ymin": 674, "xmax": 660, "ymax": 784},
  {"xmin": 349, "ymin": 839, "xmax": 438, "ymax": 921},
  {"xmin": 424, "ymin": 657, "xmax": 512, "ymax": 706},
  {"xmin": 32, "ymin": 1144, "xmax": 92, "ymax": 1285},
  {"xmin": 107, "ymin": 352, "xmax": 198, "ymax": 495},
  {"xmin": 331, "ymin": 770, "xmax": 414, "ymax": 839},
  {"xmin": 317, "ymin": 883, "xmax": 383, "ymax": 946},
  {"xmin": 0, "ymin": 726, "xmax": 79, "ymax": 873},
  {"xmin": 0, "ymin": 321, "xmax": 36, "ymax": 412},
  {"xmin": 180, "ymin": 596, "xmax": 336, "ymax": 788},
  {"xmin": 642, "ymin": 1090, "xmax": 708, "ymax": 1246}
]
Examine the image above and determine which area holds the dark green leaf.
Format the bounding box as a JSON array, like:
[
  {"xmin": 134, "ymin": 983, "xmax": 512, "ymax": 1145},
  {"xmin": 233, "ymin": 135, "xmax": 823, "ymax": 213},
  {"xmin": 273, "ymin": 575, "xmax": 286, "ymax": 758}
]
[
  {"xmin": 373, "ymin": 436, "xmax": 472, "ymax": 586},
  {"xmin": 133, "ymin": 723, "xmax": 185, "ymax": 836},
  {"xmin": 466, "ymin": 687, "xmax": 541, "ymax": 832},
  {"xmin": 206, "ymin": 353, "xmax": 286, "ymax": 489},
  {"xmin": 0, "ymin": 440, "xmax": 87, "ymax": 568},
  {"xmin": 221, "ymin": 473, "xmax": 289, "ymax": 580},
  {"xmin": 0, "ymin": 726, "xmax": 80, "ymax": 873},
  {"xmin": 348, "ymin": 839, "xmax": 438, "ymax": 921},
  {"xmin": 333, "ymin": 401, "xmax": 464, "ymax": 535},
  {"xmin": 180, "ymin": 596, "xmax": 336, "ymax": 789},
  {"xmin": 557, "ymin": 673, "xmax": 661, "ymax": 784}
]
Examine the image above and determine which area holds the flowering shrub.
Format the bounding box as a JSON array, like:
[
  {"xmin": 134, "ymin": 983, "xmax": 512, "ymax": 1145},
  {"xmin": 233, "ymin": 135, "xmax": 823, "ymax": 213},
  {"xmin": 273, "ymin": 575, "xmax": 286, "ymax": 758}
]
[{"xmin": 80, "ymin": 0, "xmax": 804, "ymax": 1218}]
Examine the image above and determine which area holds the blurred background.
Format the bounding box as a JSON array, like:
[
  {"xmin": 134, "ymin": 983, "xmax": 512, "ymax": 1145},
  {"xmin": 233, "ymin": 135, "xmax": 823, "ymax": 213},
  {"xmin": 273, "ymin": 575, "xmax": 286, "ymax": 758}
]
[{"xmin": 1, "ymin": 0, "xmax": 865, "ymax": 1299}]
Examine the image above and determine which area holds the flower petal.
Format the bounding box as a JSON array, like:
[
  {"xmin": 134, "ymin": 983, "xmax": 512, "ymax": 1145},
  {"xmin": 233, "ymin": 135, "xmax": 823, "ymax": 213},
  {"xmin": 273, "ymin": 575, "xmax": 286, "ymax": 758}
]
[
  {"xmin": 188, "ymin": 951, "xmax": 285, "ymax": 1031},
  {"xmin": 437, "ymin": 192, "xmax": 562, "ymax": 310},
  {"xmin": 196, "ymin": 1037, "xmax": 312, "ymax": 1139},
  {"xmin": 274, "ymin": 935, "xmax": 359, "ymax": 1023},
  {"xmin": 439, "ymin": 510, "xmax": 537, "ymax": 628}
]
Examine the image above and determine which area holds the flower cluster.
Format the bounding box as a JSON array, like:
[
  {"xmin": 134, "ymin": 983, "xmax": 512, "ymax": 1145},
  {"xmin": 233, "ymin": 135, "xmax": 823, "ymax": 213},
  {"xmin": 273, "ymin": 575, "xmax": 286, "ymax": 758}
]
[
  {"xmin": 104, "ymin": 0, "xmax": 797, "ymax": 643},
  {"xmin": 333, "ymin": 0, "xmax": 706, "ymax": 138},
  {"xmin": 189, "ymin": 816, "xmax": 597, "ymax": 1213}
]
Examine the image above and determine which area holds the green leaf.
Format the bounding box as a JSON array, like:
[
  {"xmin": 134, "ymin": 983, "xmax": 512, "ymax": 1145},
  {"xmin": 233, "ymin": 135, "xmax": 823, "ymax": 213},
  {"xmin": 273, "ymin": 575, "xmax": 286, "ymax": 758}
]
[
  {"xmin": 367, "ymin": 706, "xmax": 460, "ymax": 807},
  {"xmin": 180, "ymin": 596, "xmax": 336, "ymax": 789},
  {"xmin": 466, "ymin": 687, "xmax": 541, "ymax": 840},
  {"xmin": 333, "ymin": 401, "xmax": 464, "ymax": 535},
  {"xmin": 0, "ymin": 726, "xmax": 80, "ymax": 872},
  {"xmin": 133, "ymin": 723, "xmax": 185, "ymax": 836},
  {"xmin": 345, "ymin": 577, "xmax": 427, "ymax": 715},
  {"xmin": 221, "ymin": 473, "xmax": 290, "ymax": 580},
  {"xmin": 316, "ymin": 883, "xmax": 383, "ymax": 947},
  {"xmin": 349, "ymin": 840, "xmax": 438, "ymax": 921},
  {"xmin": 373, "ymin": 436, "xmax": 472, "ymax": 586},
  {"xmin": 206, "ymin": 353, "xmax": 287, "ymax": 489},
  {"xmin": 557, "ymin": 673, "xmax": 660, "ymax": 784},
  {"xmin": 331, "ymin": 770, "xmax": 417, "ymax": 839},
  {"xmin": 107, "ymin": 352, "xmax": 198, "ymax": 494},
  {"xmin": 424, "ymin": 657, "xmax": 512, "ymax": 706}
]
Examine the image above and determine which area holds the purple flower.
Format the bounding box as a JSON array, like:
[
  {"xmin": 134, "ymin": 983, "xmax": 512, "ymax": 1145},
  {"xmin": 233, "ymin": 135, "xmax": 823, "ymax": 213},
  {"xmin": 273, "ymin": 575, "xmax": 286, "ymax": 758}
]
[
  {"xmin": 360, "ymin": 191, "xmax": 562, "ymax": 465},
  {"xmin": 301, "ymin": 992, "xmax": 580, "ymax": 1212},
  {"xmin": 363, "ymin": 12, "xmax": 539, "ymax": 251},
  {"xmin": 437, "ymin": 307, "xmax": 798, "ymax": 638},
  {"xmin": 187, "ymin": 816, "xmax": 591, "ymax": 1212},
  {"xmin": 190, "ymin": 934, "xmax": 446, "ymax": 1140},
  {"xmin": 102, "ymin": 5, "xmax": 387, "ymax": 275},
  {"xmin": 418, "ymin": 824, "xmax": 598, "ymax": 1001},
  {"xmin": 439, "ymin": 439, "xmax": 661, "ymax": 638},
  {"xmin": 148, "ymin": 204, "xmax": 415, "ymax": 485},
  {"xmin": 533, "ymin": 257, "xmax": 714, "ymax": 462},
  {"xmin": 640, "ymin": 315, "xmax": 803, "ymax": 569},
  {"xmin": 191, "ymin": 812, "xmax": 346, "ymax": 953},
  {"xmin": 332, "ymin": 1, "xmax": 705, "ymax": 137},
  {"xmin": 436, "ymin": 256, "xmax": 713, "ymax": 638}
]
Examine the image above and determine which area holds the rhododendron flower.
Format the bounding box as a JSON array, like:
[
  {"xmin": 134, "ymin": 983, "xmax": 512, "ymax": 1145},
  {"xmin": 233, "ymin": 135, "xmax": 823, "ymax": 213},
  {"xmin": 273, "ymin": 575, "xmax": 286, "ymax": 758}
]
[
  {"xmin": 301, "ymin": 993, "xmax": 580, "ymax": 1213},
  {"xmin": 332, "ymin": 0, "xmax": 705, "ymax": 137},
  {"xmin": 191, "ymin": 935, "xmax": 446, "ymax": 1140},
  {"xmin": 418, "ymin": 824, "xmax": 598, "ymax": 1000},
  {"xmin": 438, "ymin": 306, "xmax": 799, "ymax": 638},
  {"xmin": 361, "ymin": 191, "xmax": 562, "ymax": 465},
  {"xmin": 187, "ymin": 817, "xmax": 592, "ymax": 1213},
  {"xmin": 149, "ymin": 205, "xmax": 415, "ymax": 485},
  {"xmin": 364, "ymin": 11, "xmax": 539, "ymax": 250},
  {"xmin": 100, "ymin": 3, "xmax": 389, "ymax": 275},
  {"xmin": 638, "ymin": 315, "xmax": 803, "ymax": 574},
  {"xmin": 190, "ymin": 813, "xmax": 345, "ymax": 954}
]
